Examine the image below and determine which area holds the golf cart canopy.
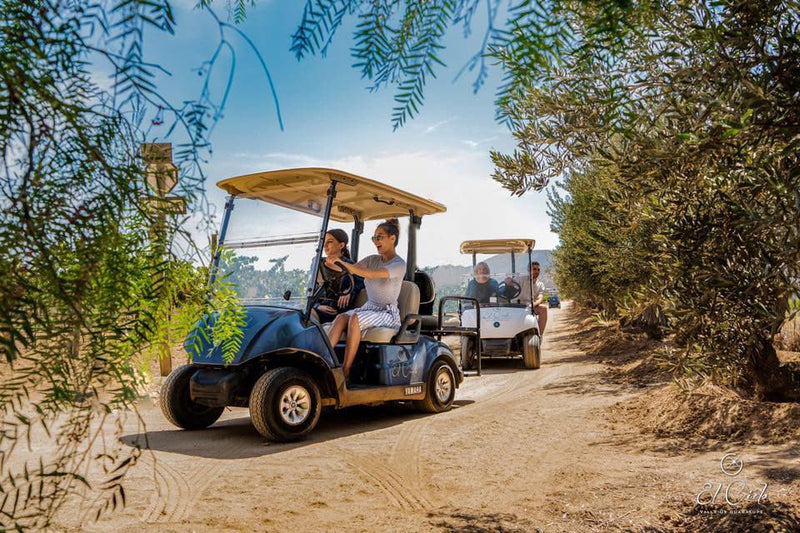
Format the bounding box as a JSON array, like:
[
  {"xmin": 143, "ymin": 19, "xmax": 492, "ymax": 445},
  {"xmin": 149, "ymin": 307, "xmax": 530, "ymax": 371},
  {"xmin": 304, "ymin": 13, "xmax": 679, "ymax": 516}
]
[
  {"xmin": 217, "ymin": 167, "xmax": 446, "ymax": 222},
  {"xmin": 459, "ymin": 239, "xmax": 536, "ymax": 255}
]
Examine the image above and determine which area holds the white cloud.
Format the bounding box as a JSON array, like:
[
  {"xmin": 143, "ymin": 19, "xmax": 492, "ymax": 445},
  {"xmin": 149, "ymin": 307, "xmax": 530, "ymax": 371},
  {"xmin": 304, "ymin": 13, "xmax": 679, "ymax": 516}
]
[
  {"xmin": 424, "ymin": 119, "xmax": 452, "ymax": 134},
  {"xmin": 461, "ymin": 135, "xmax": 498, "ymax": 149}
]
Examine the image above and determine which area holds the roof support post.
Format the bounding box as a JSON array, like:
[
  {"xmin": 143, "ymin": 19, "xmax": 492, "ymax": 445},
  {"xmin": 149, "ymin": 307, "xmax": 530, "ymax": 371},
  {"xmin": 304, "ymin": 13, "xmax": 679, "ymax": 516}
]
[
  {"xmin": 209, "ymin": 195, "xmax": 235, "ymax": 287},
  {"xmin": 528, "ymin": 248, "xmax": 534, "ymax": 306},
  {"xmin": 304, "ymin": 181, "xmax": 338, "ymax": 320},
  {"xmin": 351, "ymin": 216, "xmax": 364, "ymax": 262},
  {"xmin": 406, "ymin": 212, "xmax": 422, "ymax": 281}
]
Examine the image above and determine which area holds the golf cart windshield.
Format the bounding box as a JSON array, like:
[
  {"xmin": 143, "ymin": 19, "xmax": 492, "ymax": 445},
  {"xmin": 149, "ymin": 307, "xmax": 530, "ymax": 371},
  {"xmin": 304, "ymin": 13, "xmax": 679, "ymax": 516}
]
[
  {"xmin": 219, "ymin": 198, "xmax": 351, "ymax": 308},
  {"xmin": 460, "ymin": 239, "xmax": 537, "ymax": 307},
  {"xmin": 464, "ymin": 253, "xmax": 530, "ymax": 307}
]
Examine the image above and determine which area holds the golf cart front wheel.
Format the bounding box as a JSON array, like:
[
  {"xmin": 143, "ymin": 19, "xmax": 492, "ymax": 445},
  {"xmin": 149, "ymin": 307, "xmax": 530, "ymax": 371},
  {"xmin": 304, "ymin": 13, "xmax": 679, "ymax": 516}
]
[
  {"xmin": 522, "ymin": 334, "xmax": 541, "ymax": 370},
  {"xmin": 249, "ymin": 367, "xmax": 321, "ymax": 442},
  {"xmin": 160, "ymin": 364, "xmax": 224, "ymax": 430},
  {"xmin": 414, "ymin": 360, "xmax": 456, "ymax": 413}
]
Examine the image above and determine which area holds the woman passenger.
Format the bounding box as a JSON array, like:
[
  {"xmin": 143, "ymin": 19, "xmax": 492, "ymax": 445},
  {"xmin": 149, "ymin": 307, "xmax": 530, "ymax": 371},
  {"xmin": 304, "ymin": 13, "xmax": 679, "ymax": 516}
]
[{"xmin": 326, "ymin": 219, "xmax": 405, "ymax": 382}]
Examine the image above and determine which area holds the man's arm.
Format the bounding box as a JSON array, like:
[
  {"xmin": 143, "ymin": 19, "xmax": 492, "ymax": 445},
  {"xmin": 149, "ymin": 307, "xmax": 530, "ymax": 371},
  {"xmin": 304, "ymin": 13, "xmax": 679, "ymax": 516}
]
[{"xmin": 532, "ymin": 281, "xmax": 546, "ymax": 307}]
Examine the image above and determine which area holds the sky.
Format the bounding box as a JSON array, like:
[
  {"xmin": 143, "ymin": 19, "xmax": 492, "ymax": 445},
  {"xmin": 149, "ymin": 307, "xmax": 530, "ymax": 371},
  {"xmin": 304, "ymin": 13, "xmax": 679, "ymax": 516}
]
[{"xmin": 142, "ymin": 1, "xmax": 559, "ymax": 269}]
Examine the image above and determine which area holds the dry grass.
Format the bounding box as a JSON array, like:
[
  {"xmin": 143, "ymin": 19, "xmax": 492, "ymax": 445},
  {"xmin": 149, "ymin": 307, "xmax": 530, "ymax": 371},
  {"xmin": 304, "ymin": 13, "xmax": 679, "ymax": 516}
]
[
  {"xmin": 563, "ymin": 305, "xmax": 800, "ymax": 446},
  {"xmin": 566, "ymin": 305, "xmax": 672, "ymax": 387},
  {"xmin": 611, "ymin": 381, "xmax": 800, "ymax": 445}
]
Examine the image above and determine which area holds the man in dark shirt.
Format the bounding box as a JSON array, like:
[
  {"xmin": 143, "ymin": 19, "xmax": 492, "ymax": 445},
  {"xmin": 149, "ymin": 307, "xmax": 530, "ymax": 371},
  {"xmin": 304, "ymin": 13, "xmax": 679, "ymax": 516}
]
[{"xmin": 465, "ymin": 262, "xmax": 499, "ymax": 303}]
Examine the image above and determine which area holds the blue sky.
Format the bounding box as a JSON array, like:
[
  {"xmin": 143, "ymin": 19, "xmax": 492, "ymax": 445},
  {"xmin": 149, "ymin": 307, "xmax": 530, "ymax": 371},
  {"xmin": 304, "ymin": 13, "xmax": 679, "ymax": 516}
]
[{"xmin": 143, "ymin": 1, "xmax": 558, "ymax": 267}]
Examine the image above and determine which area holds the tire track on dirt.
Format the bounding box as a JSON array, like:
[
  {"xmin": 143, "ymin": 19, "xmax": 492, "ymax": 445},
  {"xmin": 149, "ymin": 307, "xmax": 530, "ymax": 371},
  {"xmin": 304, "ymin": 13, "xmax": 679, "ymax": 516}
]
[
  {"xmin": 139, "ymin": 451, "xmax": 191, "ymax": 523},
  {"xmin": 334, "ymin": 445, "xmax": 431, "ymax": 511},
  {"xmin": 390, "ymin": 416, "xmax": 429, "ymax": 490},
  {"xmin": 381, "ymin": 370, "xmax": 531, "ymax": 510},
  {"xmin": 138, "ymin": 428, "xmax": 253, "ymax": 523}
]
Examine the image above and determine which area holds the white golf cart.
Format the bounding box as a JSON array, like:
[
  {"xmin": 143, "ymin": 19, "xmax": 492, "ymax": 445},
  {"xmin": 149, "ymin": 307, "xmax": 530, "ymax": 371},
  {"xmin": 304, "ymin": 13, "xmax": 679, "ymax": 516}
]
[{"xmin": 458, "ymin": 239, "xmax": 542, "ymax": 370}]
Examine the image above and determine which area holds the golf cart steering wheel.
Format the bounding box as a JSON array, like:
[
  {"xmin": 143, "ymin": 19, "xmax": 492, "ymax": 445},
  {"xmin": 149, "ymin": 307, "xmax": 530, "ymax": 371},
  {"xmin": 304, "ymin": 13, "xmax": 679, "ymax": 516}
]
[
  {"xmin": 320, "ymin": 260, "xmax": 356, "ymax": 298},
  {"xmin": 497, "ymin": 280, "xmax": 521, "ymax": 301}
]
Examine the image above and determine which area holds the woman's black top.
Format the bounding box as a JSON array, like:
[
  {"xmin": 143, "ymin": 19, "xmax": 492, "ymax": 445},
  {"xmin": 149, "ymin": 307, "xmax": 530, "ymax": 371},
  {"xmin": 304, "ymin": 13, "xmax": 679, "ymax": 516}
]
[{"xmin": 314, "ymin": 258, "xmax": 364, "ymax": 322}]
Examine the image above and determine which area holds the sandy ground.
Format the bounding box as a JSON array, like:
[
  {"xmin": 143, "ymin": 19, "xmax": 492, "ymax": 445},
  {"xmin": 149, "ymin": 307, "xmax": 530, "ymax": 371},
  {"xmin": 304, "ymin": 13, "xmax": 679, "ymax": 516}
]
[{"xmin": 51, "ymin": 302, "xmax": 800, "ymax": 532}]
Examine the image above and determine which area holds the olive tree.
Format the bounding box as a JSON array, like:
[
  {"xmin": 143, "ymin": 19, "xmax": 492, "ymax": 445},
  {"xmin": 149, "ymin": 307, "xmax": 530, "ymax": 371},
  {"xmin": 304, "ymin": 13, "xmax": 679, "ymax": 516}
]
[{"xmin": 494, "ymin": 0, "xmax": 800, "ymax": 400}]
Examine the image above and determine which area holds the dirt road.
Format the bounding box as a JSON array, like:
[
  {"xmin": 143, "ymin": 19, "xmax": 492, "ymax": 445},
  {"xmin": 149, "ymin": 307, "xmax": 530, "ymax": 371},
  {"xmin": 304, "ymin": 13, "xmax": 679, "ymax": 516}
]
[{"xmin": 57, "ymin": 302, "xmax": 800, "ymax": 532}]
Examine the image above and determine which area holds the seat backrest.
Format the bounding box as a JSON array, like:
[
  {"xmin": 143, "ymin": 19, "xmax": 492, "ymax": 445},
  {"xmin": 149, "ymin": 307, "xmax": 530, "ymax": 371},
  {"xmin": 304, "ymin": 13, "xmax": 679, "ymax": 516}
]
[
  {"xmin": 398, "ymin": 281, "xmax": 420, "ymax": 320},
  {"xmin": 351, "ymin": 282, "xmax": 419, "ymax": 321},
  {"xmin": 413, "ymin": 270, "xmax": 436, "ymax": 315}
]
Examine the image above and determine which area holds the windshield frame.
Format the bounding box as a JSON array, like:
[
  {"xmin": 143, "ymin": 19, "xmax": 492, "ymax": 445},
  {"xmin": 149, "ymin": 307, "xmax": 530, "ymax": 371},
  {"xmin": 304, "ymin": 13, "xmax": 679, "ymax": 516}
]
[
  {"xmin": 468, "ymin": 248, "xmax": 536, "ymax": 305},
  {"xmin": 210, "ymin": 180, "xmax": 340, "ymax": 323}
]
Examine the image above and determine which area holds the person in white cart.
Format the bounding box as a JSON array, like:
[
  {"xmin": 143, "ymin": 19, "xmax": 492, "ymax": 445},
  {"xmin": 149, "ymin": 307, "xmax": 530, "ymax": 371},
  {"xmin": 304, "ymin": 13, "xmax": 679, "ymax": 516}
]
[
  {"xmin": 326, "ymin": 218, "xmax": 406, "ymax": 382},
  {"xmin": 506, "ymin": 261, "xmax": 548, "ymax": 335}
]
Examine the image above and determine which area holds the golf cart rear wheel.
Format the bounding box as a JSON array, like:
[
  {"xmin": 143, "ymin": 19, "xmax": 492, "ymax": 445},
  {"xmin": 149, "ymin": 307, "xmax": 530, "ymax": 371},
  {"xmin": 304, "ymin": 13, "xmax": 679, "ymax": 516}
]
[
  {"xmin": 249, "ymin": 367, "xmax": 321, "ymax": 442},
  {"xmin": 460, "ymin": 336, "xmax": 475, "ymax": 370},
  {"xmin": 160, "ymin": 364, "xmax": 224, "ymax": 430},
  {"xmin": 413, "ymin": 360, "xmax": 456, "ymax": 413},
  {"xmin": 522, "ymin": 334, "xmax": 541, "ymax": 369}
]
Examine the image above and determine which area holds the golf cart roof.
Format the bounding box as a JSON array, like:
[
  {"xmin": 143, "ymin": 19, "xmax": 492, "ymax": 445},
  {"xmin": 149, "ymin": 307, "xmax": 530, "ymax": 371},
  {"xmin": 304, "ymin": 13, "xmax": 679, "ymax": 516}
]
[
  {"xmin": 459, "ymin": 239, "xmax": 536, "ymax": 254},
  {"xmin": 216, "ymin": 167, "xmax": 446, "ymax": 222}
]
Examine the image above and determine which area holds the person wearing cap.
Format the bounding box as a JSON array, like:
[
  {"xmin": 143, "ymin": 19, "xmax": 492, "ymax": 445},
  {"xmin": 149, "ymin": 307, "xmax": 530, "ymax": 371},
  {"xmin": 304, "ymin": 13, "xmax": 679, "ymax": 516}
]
[{"xmin": 312, "ymin": 229, "xmax": 364, "ymax": 323}]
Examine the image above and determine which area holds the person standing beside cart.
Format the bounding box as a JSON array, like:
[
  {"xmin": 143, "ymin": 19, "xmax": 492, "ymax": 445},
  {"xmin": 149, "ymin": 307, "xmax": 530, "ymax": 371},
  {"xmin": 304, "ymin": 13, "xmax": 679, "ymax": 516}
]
[{"xmin": 325, "ymin": 219, "xmax": 406, "ymax": 381}]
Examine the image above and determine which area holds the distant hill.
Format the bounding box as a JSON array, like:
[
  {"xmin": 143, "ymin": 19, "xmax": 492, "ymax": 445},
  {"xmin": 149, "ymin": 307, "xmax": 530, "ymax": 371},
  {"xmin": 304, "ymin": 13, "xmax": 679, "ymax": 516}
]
[{"xmin": 423, "ymin": 250, "xmax": 555, "ymax": 290}]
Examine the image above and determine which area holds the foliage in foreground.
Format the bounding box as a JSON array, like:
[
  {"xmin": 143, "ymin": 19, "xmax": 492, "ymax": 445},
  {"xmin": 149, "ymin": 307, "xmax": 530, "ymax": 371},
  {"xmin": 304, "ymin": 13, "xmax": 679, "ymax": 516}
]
[
  {"xmin": 494, "ymin": 0, "xmax": 800, "ymax": 399},
  {"xmin": 0, "ymin": 1, "xmax": 258, "ymax": 528}
]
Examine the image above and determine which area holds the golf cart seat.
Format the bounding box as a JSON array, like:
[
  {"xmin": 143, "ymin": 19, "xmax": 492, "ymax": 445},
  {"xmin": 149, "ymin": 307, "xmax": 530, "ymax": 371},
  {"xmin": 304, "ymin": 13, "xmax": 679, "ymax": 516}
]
[
  {"xmin": 321, "ymin": 282, "xmax": 421, "ymax": 344},
  {"xmin": 360, "ymin": 281, "xmax": 421, "ymax": 344}
]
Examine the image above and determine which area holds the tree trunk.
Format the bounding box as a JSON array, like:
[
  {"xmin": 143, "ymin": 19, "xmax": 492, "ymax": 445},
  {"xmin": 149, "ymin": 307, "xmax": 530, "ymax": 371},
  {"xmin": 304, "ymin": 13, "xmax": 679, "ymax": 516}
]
[{"xmin": 750, "ymin": 340, "xmax": 800, "ymax": 402}]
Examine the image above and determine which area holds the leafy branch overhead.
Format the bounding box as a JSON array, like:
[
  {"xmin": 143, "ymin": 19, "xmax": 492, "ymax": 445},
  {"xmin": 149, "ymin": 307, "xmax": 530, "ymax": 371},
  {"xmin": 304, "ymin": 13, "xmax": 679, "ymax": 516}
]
[{"xmin": 219, "ymin": 0, "xmax": 639, "ymax": 130}]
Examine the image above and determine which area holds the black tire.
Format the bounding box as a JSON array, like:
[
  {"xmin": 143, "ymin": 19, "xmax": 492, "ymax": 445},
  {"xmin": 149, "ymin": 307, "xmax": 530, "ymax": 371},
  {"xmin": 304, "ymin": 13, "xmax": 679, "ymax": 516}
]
[
  {"xmin": 460, "ymin": 336, "xmax": 475, "ymax": 370},
  {"xmin": 249, "ymin": 367, "xmax": 321, "ymax": 442},
  {"xmin": 522, "ymin": 334, "xmax": 541, "ymax": 369},
  {"xmin": 160, "ymin": 364, "xmax": 224, "ymax": 430},
  {"xmin": 413, "ymin": 360, "xmax": 456, "ymax": 413}
]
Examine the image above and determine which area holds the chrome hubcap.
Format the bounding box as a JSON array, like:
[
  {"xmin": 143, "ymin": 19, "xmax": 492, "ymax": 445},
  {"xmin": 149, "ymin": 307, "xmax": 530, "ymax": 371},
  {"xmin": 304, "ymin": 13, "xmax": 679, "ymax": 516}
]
[
  {"xmin": 434, "ymin": 369, "xmax": 452, "ymax": 404},
  {"xmin": 279, "ymin": 386, "xmax": 310, "ymax": 426}
]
